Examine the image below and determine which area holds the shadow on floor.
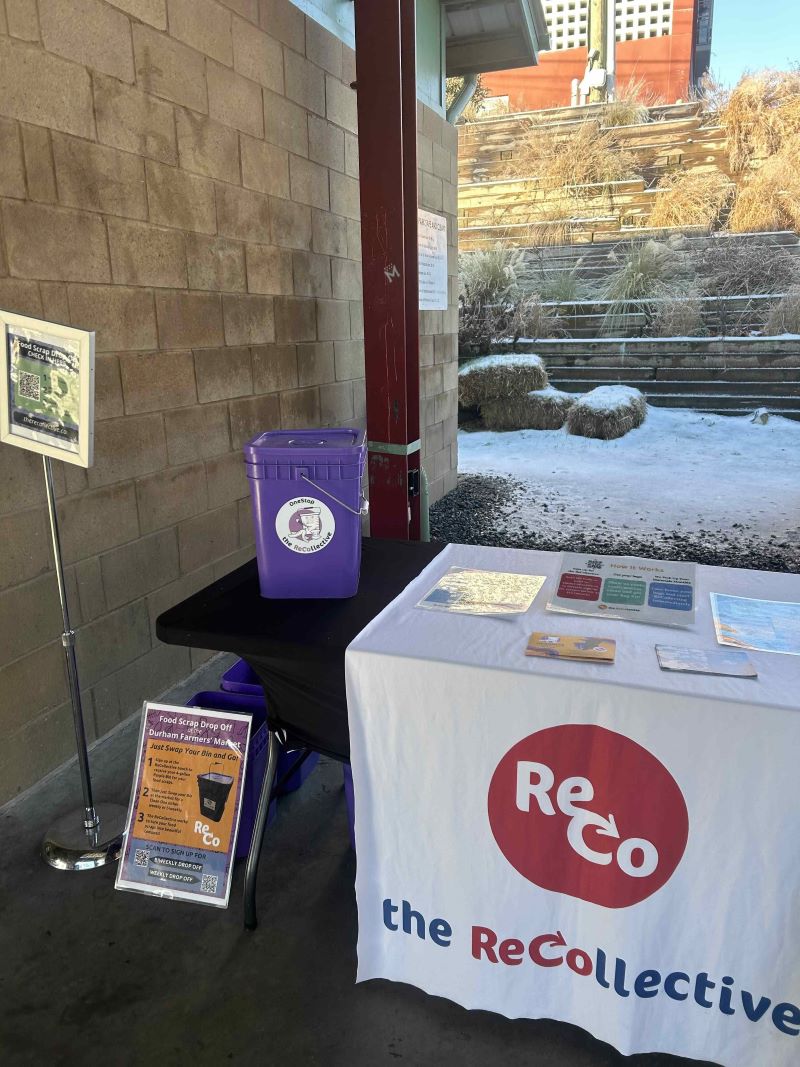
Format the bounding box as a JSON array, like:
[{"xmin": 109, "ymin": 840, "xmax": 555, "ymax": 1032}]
[{"xmin": 0, "ymin": 659, "xmax": 718, "ymax": 1067}]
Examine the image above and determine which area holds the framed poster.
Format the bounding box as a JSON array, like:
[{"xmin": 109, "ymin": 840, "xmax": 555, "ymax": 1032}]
[
  {"xmin": 0, "ymin": 310, "xmax": 94, "ymax": 468},
  {"xmin": 116, "ymin": 703, "xmax": 252, "ymax": 908}
]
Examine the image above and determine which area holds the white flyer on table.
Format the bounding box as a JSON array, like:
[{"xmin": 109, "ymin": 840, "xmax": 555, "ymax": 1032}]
[
  {"xmin": 417, "ymin": 566, "xmax": 546, "ymax": 616},
  {"xmin": 547, "ymin": 553, "xmax": 696, "ymax": 627}
]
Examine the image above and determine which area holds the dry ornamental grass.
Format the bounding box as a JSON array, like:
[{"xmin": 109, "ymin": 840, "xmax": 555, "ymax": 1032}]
[
  {"xmin": 566, "ymin": 386, "xmax": 647, "ymax": 440},
  {"xmin": 765, "ymin": 287, "xmax": 800, "ymax": 335},
  {"xmin": 693, "ymin": 236, "xmax": 799, "ymax": 297},
  {"xmin": 602, "ymin": 76, "xmax": 657, "ymax": 128},
  {"xmin": 459, "ymin": 246, "xmax": 520, "ymax": 305},
  {"xmin": 501, "ymin": 119, "xmax": 639, "ymax": 190},
  {"xmin": 648, "ymin": 171, "xmax": 734, "ymax": 232},
  {"xmin": 458, "ymin": 354, "xmax": 548, "ymax": 408},
  {"xmin": 599, "ymin": 240, "xmax": 692, "ymax": 335},
  {"xmin": 649, "ymin": 296, "xmax": 706, "ymax": 337},
  {"xmin": 506, "ymin": 294, "xmax": 566, "ymax": 343},
  {"xmin": 728, "ymin": 144, "xmax": 800, "ymax": 234},
  {"xmin": 722, "ymin": 69, "xmax": 800, "ymax": 172}
]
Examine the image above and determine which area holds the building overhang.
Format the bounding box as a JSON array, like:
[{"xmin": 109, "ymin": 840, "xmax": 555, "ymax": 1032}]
[{"xmin": 442, "ymin": 0, "xmax": 550, "ymax": 76}]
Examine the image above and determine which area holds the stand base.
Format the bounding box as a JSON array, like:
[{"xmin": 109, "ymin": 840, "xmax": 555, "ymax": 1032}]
[{"xmin": 42, "ymin": 803, "xmax": 128, "ymax": 871}]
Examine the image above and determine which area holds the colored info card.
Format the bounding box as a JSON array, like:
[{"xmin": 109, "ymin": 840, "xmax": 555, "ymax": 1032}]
[{"xmin": 547, "ymin": 553, "xmax": 696, "ymax": 628}]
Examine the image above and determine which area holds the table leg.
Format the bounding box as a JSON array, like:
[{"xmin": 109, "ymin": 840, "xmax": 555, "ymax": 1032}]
[{"xmin": 244, "ymin": 729, "xmax": 279, "ymax": 931}]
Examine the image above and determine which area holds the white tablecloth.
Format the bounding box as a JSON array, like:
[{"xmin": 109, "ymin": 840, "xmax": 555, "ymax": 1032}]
[{"xmin": 345, "ymin": 544, "xmax": 800, "ymax": 1067}]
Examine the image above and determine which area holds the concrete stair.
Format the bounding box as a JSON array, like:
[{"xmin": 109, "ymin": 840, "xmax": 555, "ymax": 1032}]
[{"xmin": 482, "ymin": 337, "xmax": 800, "ymax": 419}]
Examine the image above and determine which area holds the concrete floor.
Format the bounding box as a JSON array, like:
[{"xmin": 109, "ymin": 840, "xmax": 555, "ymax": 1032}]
[{"xmin": 0, "ymin": 657, "xmax": 717, "ymax": 1067}]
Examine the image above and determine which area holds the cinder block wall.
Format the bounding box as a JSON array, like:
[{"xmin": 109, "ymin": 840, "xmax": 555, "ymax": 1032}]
[
  {"xmin": 418, "ymin": 102, "xmax": 459, "ymax": 502},
  {"xmin": 0, "ymin": 0, "xmax": 458, "ymax": 803}
]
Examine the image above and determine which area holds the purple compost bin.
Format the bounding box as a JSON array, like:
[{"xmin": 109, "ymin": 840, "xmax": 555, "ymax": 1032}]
[
  {"xmin": 220, "ymin": 658, "xmax": 263, "ymax": 695},
  {"xmin": 192, "ymin": 683, "xmax": 318, "ymax": 793},
  {"xmin": 243, "ymin": 427, "xmax": 367, "ymax": 599},
  {"xmin": 343, "ymin": 764, "xmax": 355, "ymax": 851}
]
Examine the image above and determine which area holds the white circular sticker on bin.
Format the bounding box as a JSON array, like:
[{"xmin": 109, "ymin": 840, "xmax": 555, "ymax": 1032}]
[{"xmin": 275, "ymin": 497, "xmax": 335, "ymax": 553}]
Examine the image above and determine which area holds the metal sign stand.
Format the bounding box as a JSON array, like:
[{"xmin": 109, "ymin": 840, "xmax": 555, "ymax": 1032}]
[{"xmin": 40, "ymin": 456, "xmax": 127, "ymax": 870}]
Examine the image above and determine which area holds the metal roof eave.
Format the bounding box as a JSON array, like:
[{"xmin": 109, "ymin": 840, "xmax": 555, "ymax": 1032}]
[{"xmin": 443, "ymin": 0, "xmax": 550, "ymax": 77}]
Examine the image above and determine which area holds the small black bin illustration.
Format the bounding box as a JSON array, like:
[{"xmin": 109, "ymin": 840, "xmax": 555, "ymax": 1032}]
[{"xmin": 197, "ymin": 771, "xmax": 234, "ymax": 823}]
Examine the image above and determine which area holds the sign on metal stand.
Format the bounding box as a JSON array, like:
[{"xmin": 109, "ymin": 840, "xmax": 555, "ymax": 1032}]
[{"xmin": 0, "ymin": 309, "xmax": 126, "ymax": 870}]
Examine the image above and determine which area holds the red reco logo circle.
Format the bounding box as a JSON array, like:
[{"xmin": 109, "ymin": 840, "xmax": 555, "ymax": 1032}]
[{"xmin": 488, "ymin": 725, "xmax": 689, "ymax": 908}]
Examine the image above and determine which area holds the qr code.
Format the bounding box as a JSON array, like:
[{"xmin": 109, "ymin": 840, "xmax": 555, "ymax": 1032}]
[
  {"xmin": 134, "ymin": 848, "xmax": 149, "ymax": 868},
  {"xmin": 18, "ymin": 372, "xmax": 41, "ymax": 401},
  {"xmin": 201, "ymin": 874, "xmax": 219, "ymax": 894}
]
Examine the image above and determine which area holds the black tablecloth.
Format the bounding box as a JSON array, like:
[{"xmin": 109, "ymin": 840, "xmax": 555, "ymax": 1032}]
[{"xmin": 156, "ymin": 538, "xmax": 446, "ymax": 760}]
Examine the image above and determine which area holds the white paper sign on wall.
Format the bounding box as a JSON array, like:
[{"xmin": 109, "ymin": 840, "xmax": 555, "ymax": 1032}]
[{"xmin": 418, "ymin": 209, "xmax": 448, "ymax": 311}]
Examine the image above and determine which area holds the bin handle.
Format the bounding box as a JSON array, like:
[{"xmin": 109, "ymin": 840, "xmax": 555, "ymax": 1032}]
[{"xmin": 299, "ymin": 474, "xmax": 369, "ymax": 517}]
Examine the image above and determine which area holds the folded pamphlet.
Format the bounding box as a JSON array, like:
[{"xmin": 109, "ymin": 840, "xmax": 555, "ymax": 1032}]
[{"xmin": 526, "ymin": 631, "xmax": 616, "ymax": 663}]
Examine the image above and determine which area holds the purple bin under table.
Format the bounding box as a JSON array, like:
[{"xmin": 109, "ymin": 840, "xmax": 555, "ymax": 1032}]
[
  {"xmin": 220, "ymin": 660, "xmax": 355, "ymax": 850},
  {"xmin": 188, "ymin": 690, "xmax": 274, "ymax": 860}
]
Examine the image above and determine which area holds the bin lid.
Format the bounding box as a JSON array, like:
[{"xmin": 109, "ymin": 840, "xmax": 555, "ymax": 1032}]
[{"xmin": 244, "ymin": 427, "xmax": 366, "ymax": 463}]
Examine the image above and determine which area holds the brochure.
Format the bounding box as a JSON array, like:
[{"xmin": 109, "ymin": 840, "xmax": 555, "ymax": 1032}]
[
  {"xmin": 656, "ymin": 644, "xmax": 757, "ymax": 677},
  {"xmin": 526, "ymin": 632, "xmax": 616, "ymax": 663},
  {"xmin": 710, "ymin": 593, "xmax": 800, "ymax": 656},
  {"xmin": 417, "ymin": 567, "xmax": 546, "ymax": 616},
  {"xmin": 116, "ymin": 702, "xmax": 251, "ymax": 908},
  {"xmin": 547, "ymin": 553, "xmax": 696, "ymax": 627}
]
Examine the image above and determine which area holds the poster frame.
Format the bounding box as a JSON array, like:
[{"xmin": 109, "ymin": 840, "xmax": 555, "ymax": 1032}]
[
  {"xmin": 115, "ymin": 701, "xmax": 252, "ymax": 908},
  {"xmin": 0, "ymin": 309, "xmax": 95, "ymax": 468}
]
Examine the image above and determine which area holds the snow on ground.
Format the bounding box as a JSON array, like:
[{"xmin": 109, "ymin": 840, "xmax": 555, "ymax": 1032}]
[{"xmin": 457, "ymin": 407, "xmax": 800, "ymax": 545}]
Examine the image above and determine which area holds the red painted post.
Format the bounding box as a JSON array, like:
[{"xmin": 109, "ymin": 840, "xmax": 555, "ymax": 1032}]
[
  {"xmin": 401, "ymin": 0, "xmax": 421, "ymax": 540},
  {"xmin": 353, "ymin": 0, "xmax": 420, "ymax": 540}
]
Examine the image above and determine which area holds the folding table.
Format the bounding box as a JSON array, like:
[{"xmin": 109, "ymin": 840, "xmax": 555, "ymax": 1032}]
[{"xmin": 156, "ymin": 537, "xmax": 445, "ymax": 928}]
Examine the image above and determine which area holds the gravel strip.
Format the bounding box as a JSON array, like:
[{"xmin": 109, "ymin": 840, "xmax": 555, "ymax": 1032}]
[{"xmin": 431, "ymin": 474, "xmax": 799, "ymax": 574}]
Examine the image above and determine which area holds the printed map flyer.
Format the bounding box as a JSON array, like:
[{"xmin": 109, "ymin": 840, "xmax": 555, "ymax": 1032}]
[
  {"xmin": 116, "ymin": 703, "xmax": 251, "ymax": 908},
  {"xmin": 711, "ymin": 593, "xmax": 800, "ymax": 656},
  {"xmin": 656, "ymin": 645, "xmax": 757, "ymax": 677},
  {"xmin": 547, "ymin": 553, "xmax": 696, "ymax": 627},
  {"xmin": 417, "ymin": 567, "xmax": 546, "ymax": 616},
  {"xmin": 526, "ymin": 632, "xmax": 616, "ymax": 663},
  {"xmin": 0, "ymin": 311, "xmax": 94, "ymax": 467}
]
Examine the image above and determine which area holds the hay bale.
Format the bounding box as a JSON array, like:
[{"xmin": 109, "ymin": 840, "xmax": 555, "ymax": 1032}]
[
  {"xmin": 458, "ymin": 353, "xmax": 548, "ymax": 408},
  {"xmin": 566, "ymin": 386, "xmax": 647, "ymax": 441},
  {"xmin": 480, "ymin": 386, "xmax": 575, "ymax": 431}
]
